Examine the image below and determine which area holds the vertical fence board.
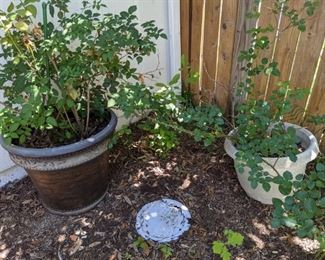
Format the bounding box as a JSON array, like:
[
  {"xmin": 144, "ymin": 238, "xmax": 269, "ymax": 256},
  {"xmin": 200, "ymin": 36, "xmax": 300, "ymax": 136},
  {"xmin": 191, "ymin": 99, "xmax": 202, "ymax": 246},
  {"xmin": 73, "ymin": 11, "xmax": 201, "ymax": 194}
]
[
  {"xmin": 289, "ymin": 0, "xmax": 325, "ymax": 122},
  {"xmin": 253, "ymin": 0, "xmax": 279, "ymax": 99},
  {"xmin": 229, "ymin": 0, "xmax": 254, "ymax": 117},
  {"xmin": 215, "ymin": 0, "xmax": 237, "ymax": 112},
  {"xmin": 180, "ymin": 0, "xmax": 191, "ymax": 92},
  {"xmin": 200, "ymin": 0, "xmax": 221, "ymax": 104},
  {"xmin": 190, "ymin": 0, "xmax": 205, "ymax": 104},
  {"xmin": 305, "ymin": 39, "xmax": 325, "ymax": 152},
  {"xmin": 265, "ymin": 1, "xmax": 303, "ymax": 99}
]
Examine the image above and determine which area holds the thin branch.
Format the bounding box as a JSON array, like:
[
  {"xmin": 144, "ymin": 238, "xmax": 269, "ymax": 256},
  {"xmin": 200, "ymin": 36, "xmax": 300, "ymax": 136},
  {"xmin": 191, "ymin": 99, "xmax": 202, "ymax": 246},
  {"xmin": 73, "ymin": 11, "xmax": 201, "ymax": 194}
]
[
  {"xmin": 261, "ymin": 157, "xmax": 281, "ymax": 177},
  {"xmin": 85, "ymin": 85, "xmax": 91, "ymax": 135},
  {"xmin": 63, "ymin": 107, "xmax": 78, "ymax": 134}
]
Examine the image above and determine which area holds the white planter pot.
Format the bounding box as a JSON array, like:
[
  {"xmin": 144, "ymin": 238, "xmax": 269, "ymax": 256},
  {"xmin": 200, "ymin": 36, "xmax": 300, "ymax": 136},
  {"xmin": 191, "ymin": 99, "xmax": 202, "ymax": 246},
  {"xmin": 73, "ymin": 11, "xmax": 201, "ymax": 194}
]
[{"xmin": 224, "ymin": 123, "xmax": 319, "ymax": 204}]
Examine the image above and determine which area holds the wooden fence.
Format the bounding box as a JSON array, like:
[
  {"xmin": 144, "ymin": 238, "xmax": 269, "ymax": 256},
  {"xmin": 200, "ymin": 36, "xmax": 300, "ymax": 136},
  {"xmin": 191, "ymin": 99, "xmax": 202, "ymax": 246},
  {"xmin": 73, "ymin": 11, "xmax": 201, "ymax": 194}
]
[{"xmin": 180, "ymin": 0, "xmax": 325, "ymax": 151}]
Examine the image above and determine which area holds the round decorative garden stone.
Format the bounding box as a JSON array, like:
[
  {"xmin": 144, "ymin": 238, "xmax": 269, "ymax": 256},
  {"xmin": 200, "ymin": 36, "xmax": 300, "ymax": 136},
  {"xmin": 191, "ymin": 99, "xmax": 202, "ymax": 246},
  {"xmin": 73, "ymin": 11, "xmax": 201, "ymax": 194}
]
[{"xmin": 135, "ymin": 199, "xmax": 191, "ymax": 243}]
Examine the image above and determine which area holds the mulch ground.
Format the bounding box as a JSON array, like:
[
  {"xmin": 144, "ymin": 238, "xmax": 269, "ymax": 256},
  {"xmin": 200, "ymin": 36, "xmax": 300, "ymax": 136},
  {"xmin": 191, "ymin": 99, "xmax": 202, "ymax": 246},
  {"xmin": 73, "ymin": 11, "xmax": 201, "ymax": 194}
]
[{"xmin": 0, "ymin": 126, "xmax": 319, "ymax": 260}]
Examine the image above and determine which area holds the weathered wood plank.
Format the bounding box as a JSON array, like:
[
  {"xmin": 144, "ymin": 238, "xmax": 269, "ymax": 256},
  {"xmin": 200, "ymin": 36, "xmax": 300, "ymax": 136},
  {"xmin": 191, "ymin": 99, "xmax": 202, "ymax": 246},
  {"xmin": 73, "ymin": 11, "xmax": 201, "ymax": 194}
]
[
  {"xmin": 305, "ymin": 38, "xmax": 325, "ymax": 152},
  {"xmin": 190, "ymin": 0, "xmax": 205, "ymax": 104},
  {"xmin": 215, "ymin": 0, "xmax": 238, "ymax": 112},
  {"xmin": 265, "ymin": 1, "xmax": 303, "ymax": 99},
  {"xmin": 289, "ymin": 0, "xmax": 325, "ymax": 122},
  {"xmin": 200, "ymin": 0, "xmax": 221, "ymax": 104},
  {"xmin": 253, "ymin": 0, "xmax": 279, "ymax": 100},
  {"xmin": 180, "ymin": 0, "xmax": 191, "ymax": 92},
  {"xmin": 229, "ymin": 0, "xmax": 255, "ymax": 118}
]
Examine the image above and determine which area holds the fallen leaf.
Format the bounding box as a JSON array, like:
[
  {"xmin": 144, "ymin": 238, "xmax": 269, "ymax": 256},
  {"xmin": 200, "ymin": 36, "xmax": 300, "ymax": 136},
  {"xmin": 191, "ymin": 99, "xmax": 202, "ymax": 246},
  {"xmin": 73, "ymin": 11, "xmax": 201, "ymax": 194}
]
[
  {"xmin": 179, "ymin": 175, "xmax": 191, "ymax": 190},
  {"xmin": 68, "ymin": 238, "xmax": 82, "ymax": 256},
  {"xmin": 94, "ymin": 231, "xmax": 105, "ymax": 237},
  {"xmin": 88, "ymin": 241, "xmax": 101, "ymax": 248},
  {"xmin": 69, "ymin": 235, "xmax": 78, "ymax": 242},
  {"xmin": 58, "ymin": 234, "xmax": 66, "ymax": 243},
  {"xmin": 123, "ymin": 195, "xmax": 133, "ymax": 206},
  {"xmin": 0, "ymin": 248, "xmax": 10, "ymax": 259}
]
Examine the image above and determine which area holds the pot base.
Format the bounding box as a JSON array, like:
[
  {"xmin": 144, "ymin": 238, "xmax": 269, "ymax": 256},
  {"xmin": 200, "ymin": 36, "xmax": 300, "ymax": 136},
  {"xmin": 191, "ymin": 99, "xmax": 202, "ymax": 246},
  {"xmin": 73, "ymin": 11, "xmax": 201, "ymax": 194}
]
[{"xmin": 42, "ymin": 185, "xmax": 108, "ymax": 216}]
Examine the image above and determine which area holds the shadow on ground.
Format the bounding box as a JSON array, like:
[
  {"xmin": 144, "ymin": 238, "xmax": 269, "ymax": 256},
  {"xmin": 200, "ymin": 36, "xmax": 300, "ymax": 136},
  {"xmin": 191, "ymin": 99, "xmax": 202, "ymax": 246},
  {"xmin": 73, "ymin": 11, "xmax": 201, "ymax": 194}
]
[{"xmin": 0, "ymin": 127, "xmax": 318, "ymax": 259}]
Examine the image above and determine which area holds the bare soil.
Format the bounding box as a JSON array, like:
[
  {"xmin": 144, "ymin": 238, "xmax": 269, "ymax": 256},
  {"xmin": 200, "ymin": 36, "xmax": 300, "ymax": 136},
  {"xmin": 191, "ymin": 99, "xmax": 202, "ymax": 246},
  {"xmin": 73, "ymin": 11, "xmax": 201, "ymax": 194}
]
[{"xmin": 0, "ymin": 126, "xmax": 318, "ymax": 259}]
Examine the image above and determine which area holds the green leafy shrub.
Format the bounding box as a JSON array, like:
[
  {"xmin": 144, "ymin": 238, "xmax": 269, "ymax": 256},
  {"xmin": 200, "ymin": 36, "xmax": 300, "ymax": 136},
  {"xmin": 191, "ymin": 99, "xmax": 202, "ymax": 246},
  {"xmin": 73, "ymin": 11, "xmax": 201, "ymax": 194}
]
[
  {"xmin": 231, "ymin": 0, "xmax": 319, "ymax": 194},
  {"xmin": 0, "ymin": 0, "xmax": 166, "ymax": 147}
]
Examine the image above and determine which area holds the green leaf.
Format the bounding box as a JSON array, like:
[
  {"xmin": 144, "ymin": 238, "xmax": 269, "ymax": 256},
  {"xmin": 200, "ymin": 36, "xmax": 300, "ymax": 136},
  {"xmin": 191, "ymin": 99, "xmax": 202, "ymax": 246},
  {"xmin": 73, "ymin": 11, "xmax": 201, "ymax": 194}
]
[
  {"xmin": 262, "ymin": 182, "xmax": 271, "ymax": 192},
  {"xmin": 261, "ymin": 58, "xmax": 268, "ymax": 64},
  {"xmin": 272, "ymin": 198, "xmax": 283, "ymax": 208},
  {"xmin": 283, "ymin": 171, "xmax": 293, "ymax": 180},
  {"xmin": 271, "ymin": 218, "xmax": 282, "ymax": 228},
  {"xmin": 161, "ymin": 33, "xmax": 168, "ymax": 39},
  {"xmin": 136, "ymin": 56, "xmax": 143, "ymax": 64},
  {"xmin": 250, "ymin": 180, "xmax": 258, "ymax": 189},
  {"xmin": 9, "ymin": 122, "xmax": 20, "ymax": 132},
  {"xmin": 319, "ymin": 197, "xmax": 325, "ymax": 208},
  {"xmin": 107, "ymin": 99, "xmax": 116, "ymax": 108},
  {"xmin": 26, "ymin": 5, "xmax": 37, "ymax": 17},
  {"xmin": 10, "ymin": 132, "xmax": 19, "ymax": 139},
  {"xmin": 283, "ymin": 217, "xmax": 297, "ymax": 228},
  {"xmin": 46, "ymin": 116, "xmax": 58, "ymax": 127},
  {"xmin": 15, "ymin": 21, "xmax": 29, "ymax": 32},
  {"xmin": 128, "ymin": 5, "xmax": 137, "ymax": 14},
  {"xmin": 225, "ymin": 230, "xmax": 244, "ymax": 247},
  {"xmin": 279, "ymin": 183, "xmax": 292, "ymax": 195},
  {"xmin": 7, "ymin": 2, "xmax": 14, "ymax": 12},
  {"xmin": 316, "ymin": 163, "xmax": 325, "ymax": 172},
  {"xmin": 49, "ymin": 5, "xmax": 55, "ymax": 17},
  {"xmin": 304, "ymin": 198, "xmax": 316, "ymax": 212},
  {"xmin": 168, "ymin": 74, "xmax": 180, "ymax": 85},
  {"xmin": 212, "ymin": 241, "xmax": 226, "ymax": 255},
  {"xmin": 19, "ymin": 134, "xmax": 26, "ymax": 144}
]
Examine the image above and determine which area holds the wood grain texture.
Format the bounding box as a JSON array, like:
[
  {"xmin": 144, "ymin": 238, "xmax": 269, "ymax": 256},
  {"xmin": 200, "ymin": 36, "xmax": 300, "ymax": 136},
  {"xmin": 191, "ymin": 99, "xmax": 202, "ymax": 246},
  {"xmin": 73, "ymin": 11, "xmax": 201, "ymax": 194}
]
[
  {"xmin": 180, "ymin": 0, "xmax": 191, "ymax": 92},
  {"xmin": 253, "ymin": 0, "xmax": 279, "ymax": 99},
  {"xmin": 229, "ymin": 0, "xmax": 255, "ymax": 117},
  {"xmin": 265, "ymin": 1, "xmax": 303, "ymax": 99},
  {"xmin": 215, "ymin": 0, "xmax": 237, "ymax": 112},
  {"xmin": 305, "ymin": 38, "xmax": 325, "ymax": 152},
  {"xmin": 200, "ymin": 0, "xmax": 221, "ymax": 104},
  {"xmin": 180, "ymin": 0, "xmax": 325, "ymax": 124},
  {"xmin": 190, "ymin": 0, "xmax": 205, "ymax": 104},
  {"xmin": 289, "ymin": 0, "xmax": 325, "ymax": 121}
]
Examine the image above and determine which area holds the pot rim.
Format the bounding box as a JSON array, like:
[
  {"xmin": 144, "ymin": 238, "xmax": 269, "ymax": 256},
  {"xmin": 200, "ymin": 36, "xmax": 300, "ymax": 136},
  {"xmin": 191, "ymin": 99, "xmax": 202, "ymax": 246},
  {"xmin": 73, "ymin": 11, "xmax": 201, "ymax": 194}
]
[
  {"xmin": 224, "ymin": 122, "xmax": 319, "ymax": 163},
  {"xmin": 0, "ymin": 110, "xmax": 117, "ymax": 158}
]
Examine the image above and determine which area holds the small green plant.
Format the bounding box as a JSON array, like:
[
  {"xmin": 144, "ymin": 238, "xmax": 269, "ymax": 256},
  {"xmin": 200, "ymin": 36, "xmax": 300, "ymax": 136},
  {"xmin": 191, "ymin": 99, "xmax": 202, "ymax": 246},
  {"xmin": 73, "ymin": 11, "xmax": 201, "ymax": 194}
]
[
  {"xmin": 123, "ymin": 252, "xmax": 133, "ymax": 260},
  {"xmin": 107, "ymin": 126, "xmax": 132, "ymax": 149},
  {"xmin": 159, "ymin": 244, "xmax": 173, "ymax": 259},
  {"xmin": 132, "ymin": 236, "xmax": 150, "ymax": 255},
  {"xmin": 212, "ymin": 229, "xmax": 244, "ymax": 260}
]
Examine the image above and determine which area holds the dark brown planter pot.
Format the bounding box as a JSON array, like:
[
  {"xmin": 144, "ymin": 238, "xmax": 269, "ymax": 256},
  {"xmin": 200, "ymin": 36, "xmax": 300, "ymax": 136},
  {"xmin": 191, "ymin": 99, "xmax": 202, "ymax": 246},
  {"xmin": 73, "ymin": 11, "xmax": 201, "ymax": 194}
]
[{"xmin": 0, "ymin": 110, "xmax": 117, "ymax": 215}]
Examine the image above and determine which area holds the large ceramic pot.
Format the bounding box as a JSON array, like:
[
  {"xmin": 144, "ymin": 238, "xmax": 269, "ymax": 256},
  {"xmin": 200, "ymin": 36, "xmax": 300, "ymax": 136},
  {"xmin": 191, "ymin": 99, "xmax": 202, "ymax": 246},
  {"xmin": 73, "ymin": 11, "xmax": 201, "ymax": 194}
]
[
  {"xmin": 0, "ymin": 110, "xmax": 117, "ymax": 215},
  {"xmin": 224, "ymin": 123, "xmax": 319, "ymax": 204}
]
